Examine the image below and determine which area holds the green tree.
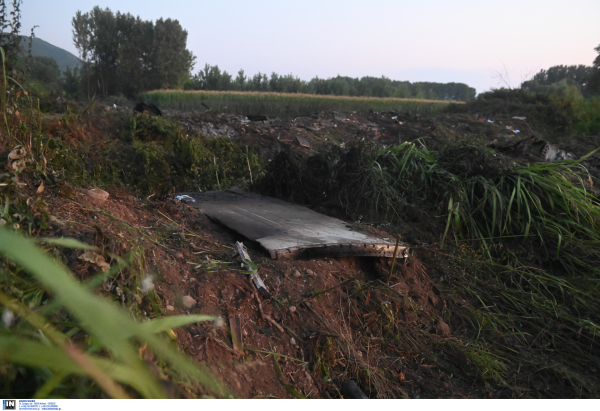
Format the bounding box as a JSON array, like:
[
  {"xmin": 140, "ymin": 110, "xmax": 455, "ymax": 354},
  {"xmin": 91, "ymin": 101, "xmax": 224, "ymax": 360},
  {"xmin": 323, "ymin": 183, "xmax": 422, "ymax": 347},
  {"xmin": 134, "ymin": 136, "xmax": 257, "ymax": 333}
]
[
  {"xmin": 116, "ymin": 13, "xmax": 154, "ymax": 97},
  {"xmin": 72, "ymin": 10, "xmax": 91, "ymax": 98},
  {"xmin": 151, "ymin": 18, "xmax": 195, "ymax": 90},
  {"xmin": 60, "ymin": 65, "xmax": 81, "ymax": 97},
  {"xmin": 17, "ymin": 55, "xmax": 60, "ymax": 85},
  {"xmin": 1, "ymin": 0, "xmax": 24, "ymax": 74},
  {"xmin": 234, "ymin": 69, "xmax": 246, "ymax": 90},
  {"xmin": 588, "ymin": 44, "xmax": 600, "ymax": 96},
  {"xmin": 71, "ymin": 8, "xmax": 195, "ymax": 98},
  {"xmin": 523, "ymin": 64, "xmax": 593, "ymax": 96}
]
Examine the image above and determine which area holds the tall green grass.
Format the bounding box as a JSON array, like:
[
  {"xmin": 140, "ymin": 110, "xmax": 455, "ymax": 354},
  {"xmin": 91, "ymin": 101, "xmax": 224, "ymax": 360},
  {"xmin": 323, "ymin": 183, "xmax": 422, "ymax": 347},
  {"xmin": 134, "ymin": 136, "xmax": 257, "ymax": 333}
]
[
  {"xmin": 139, "ymin": 90, "xmax": 451, "ymax": 117},
  {"xmin": 0, "ymin": 228, "xmax": 229, "ymax": 398},
  {"xmin": 382, "ymin": 139, "xmax": 600, "ymax": 275}
]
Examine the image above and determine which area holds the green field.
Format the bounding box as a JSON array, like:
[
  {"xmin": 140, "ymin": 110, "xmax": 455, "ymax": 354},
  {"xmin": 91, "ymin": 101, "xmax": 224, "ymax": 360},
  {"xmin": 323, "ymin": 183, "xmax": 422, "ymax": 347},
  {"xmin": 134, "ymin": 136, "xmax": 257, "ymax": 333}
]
[{"xmin": 139, "ymin": 90, "xmax": 455, "ymax": 117}]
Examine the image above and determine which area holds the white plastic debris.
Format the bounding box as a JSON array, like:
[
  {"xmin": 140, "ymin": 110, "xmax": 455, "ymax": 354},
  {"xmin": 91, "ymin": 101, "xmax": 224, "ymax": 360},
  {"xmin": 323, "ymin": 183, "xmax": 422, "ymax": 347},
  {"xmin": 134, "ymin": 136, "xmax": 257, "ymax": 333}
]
[
  {"xmin": 175, "ymin": 194, "xmax": 195, "ymax": 202},
  {"xmin": 487, "ymin": 119, "xmax": 494, "ymax": 123},
  {"xmin": 513, "ymin": 130, "xmax": 520, "ymax": 133},
  {"xmin": 141, "ymin": 274, "xmax": 154, "ymax": 293},
  {"xmin": 2, "ymin": 309, "xmax": 15, "ymax": 329}
]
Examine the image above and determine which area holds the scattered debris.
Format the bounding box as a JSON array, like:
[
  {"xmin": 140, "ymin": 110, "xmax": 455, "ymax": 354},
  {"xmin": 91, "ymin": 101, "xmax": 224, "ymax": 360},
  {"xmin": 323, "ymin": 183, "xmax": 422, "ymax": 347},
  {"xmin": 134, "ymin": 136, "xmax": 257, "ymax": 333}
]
[
  {"xmin": 79, "ymin": 250, "xmax": 110, "ymax": 271},
  {"xmin": 134, "ymin": 102, "xmax": 162, "ymax": 116}
]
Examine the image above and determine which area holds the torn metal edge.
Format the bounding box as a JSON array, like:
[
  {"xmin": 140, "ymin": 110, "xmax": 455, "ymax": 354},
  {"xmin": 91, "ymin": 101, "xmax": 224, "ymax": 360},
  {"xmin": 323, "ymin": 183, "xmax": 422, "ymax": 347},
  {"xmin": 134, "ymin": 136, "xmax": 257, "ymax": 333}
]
[{"xmin": 266, "ymin": 241, "xmax": 410, "ymax": 260}]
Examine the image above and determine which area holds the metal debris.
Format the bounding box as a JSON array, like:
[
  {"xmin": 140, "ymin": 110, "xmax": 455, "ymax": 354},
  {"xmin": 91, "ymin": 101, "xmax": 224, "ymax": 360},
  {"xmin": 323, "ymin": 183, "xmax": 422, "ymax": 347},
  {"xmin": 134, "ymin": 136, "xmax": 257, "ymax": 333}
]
[
  {"xmin": 296, "ymin": 136, "xmax": 311, "ymax": 148},
  {"xmin": 175, "ymin": 189, "xmax": 409, "ymax": 260},
  {"xmin": 235, "ymin": 241, "xmax": 269, "ymax": 297}
]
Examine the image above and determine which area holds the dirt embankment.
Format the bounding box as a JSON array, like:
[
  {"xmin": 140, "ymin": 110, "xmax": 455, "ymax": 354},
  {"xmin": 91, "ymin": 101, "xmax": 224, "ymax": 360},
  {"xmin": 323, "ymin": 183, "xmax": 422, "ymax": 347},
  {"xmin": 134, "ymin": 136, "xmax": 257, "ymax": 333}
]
[{"xmin": 4, "ymin": 103, "xmax": 598, "ymax": 398}]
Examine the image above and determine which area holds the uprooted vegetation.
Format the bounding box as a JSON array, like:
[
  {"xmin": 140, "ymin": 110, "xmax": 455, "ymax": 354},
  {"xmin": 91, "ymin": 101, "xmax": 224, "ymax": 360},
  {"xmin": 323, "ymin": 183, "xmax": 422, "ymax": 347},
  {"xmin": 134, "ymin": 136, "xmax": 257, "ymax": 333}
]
[{"xmin": 1, "ymin": 78, "xmax": 600, "ymax": 398}]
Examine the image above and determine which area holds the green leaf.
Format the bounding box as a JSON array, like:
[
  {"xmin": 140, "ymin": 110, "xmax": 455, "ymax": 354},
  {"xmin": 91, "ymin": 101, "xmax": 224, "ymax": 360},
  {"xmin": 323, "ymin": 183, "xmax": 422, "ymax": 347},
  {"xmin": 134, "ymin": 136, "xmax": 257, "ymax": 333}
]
[
  {"xmin": 0, "ymin": 336, "xmax": 154, "ymax": 398},
  {"xmin": 0, "ymin": 227, "xmax": 230, "ymax": 398},
  {"xmin": 242, "ymin": 258, "xmax": 258, "ymax": 272}
]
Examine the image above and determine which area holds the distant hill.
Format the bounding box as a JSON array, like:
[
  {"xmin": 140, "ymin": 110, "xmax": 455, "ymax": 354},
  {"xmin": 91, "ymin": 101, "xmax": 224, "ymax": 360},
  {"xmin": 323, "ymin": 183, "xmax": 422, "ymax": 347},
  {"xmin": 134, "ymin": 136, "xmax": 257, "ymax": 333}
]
[{"xmin": 19, "ymin": 36, "xmax": 81, "ymax": 73}]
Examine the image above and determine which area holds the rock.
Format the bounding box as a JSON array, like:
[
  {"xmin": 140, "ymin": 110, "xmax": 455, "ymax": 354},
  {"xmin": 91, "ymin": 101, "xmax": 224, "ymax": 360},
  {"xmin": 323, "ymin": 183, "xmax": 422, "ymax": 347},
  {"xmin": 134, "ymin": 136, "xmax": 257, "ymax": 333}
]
[
  {"xmin": 436, "ymin": 319, "xmax": 451, "ymax": 337},
  {"xmin": 80, "ymin": 188, "xmax": 109, "ymax": 206},
  {"xmin": 166, "ymin": 305, "xmax": 175, "ymax": 312},
  {"xmin": 290, "ymin": 337, "xmax": 296, "ymax": 346},
  {"xmin": 182, "ymin": 295, "xmax": 196, "ymax": 309},
  {"xmin": 292, "ymin": 270, "xmax": 301, "ymax": 278},
  {"xmin": 289, "ymin": 305, "xmax": 297, "ymax": 313},
  {"xmin": 306, "ymin": 269, "xmax": 315, "ymax": 276}
]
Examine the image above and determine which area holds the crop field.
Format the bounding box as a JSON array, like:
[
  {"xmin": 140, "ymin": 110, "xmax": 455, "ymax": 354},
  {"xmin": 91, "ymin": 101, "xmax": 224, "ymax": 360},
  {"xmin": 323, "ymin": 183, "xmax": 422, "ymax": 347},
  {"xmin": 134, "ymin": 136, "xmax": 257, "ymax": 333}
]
[{"xmin": 139, "ymin": 90, "xmax": 454, "ymax": 117}]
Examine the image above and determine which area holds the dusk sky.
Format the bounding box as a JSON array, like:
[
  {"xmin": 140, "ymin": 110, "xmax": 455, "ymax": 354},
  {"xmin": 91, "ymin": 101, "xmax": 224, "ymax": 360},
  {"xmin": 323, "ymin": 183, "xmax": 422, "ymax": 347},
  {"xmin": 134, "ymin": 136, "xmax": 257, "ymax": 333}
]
[{"xmin": 20, "ymin": 0, "xmax": 600, "ymax": 94}]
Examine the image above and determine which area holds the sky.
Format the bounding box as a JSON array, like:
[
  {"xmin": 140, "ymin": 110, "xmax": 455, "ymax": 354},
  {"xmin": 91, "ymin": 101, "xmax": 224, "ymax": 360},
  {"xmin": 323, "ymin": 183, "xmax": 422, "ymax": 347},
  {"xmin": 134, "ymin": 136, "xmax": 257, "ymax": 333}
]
[{"xmin": 19, "ymin": 0, "xmax": 600, "ymax": 94}]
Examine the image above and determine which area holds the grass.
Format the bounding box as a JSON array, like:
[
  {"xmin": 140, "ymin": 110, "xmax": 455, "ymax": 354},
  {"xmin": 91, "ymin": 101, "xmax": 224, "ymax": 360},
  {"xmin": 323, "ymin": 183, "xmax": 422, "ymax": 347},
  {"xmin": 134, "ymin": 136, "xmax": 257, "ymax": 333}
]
[
  {"xmin": 139, "ymin": 90, "xmax": 453, "ymax": 118},
  {"xmin": 0, "ymin": 228, "xmax": 229, "ymax": 398},
  {"xmin": 256, "ymin": 136, "xmax": 600, "ymax": 397}
]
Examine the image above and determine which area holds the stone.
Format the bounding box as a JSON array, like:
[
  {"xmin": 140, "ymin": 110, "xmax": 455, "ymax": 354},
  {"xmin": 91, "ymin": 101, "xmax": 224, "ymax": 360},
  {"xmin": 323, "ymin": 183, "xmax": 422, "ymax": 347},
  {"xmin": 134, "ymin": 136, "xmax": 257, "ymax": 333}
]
[
  {"xmin": 306, "ymin": 269, "xmax": 315, "ymax": 276},
  {"xmin": 182, "ymin": 295, "xmax": 196, "ymax": 309},
  {"xmin": 289, "ymin": 306, "xmax": 297, "ymax": 313},
  {"xmin": 166, "ymin": 305, "xmax": 175, "ymax": 312},
  {"xmin": 85, "ymin": 188, "xmax": 109, "ymax": 203},
  {"xmin": 292, "ymin": 270, "xmax": 301, "ymax": 278},
  {"xmin": 436, "ymin": 319, "xmax": 451, "ymax": 337},
  {"xmin": 79, "ymin": 188, "xmax": 109, "ymax": 206}
]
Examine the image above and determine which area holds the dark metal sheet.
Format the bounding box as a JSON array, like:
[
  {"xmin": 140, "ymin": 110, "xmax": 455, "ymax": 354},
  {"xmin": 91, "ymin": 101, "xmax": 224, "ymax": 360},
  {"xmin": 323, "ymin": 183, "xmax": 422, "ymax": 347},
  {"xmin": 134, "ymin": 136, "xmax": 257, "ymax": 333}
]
[
  {"xmin": 296, "ymin": 136, "xmax": 311, "ymax": 148},
  {"xmin": 175, "ymin": 189, "xmax": 409, "ymax": 260}
]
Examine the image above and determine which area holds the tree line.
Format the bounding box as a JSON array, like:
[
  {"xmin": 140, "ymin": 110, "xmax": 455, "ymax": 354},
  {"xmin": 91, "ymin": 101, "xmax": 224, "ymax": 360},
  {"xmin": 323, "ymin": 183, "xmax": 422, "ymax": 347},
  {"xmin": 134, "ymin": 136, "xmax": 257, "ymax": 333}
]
[
  {"xmin": 185, "ymin": 64, "xmax": 477, "ymax": 102},
  {"xmin": 521, "ymin": 48, "xmax": 600, "ymax": 98},
  {"xmin": 71, "ymin": 6, "xmax": 195, "ymax": 99},
  {"xmin": 14, "ymin": 4, "xmax": 600, "ymax": 104}
]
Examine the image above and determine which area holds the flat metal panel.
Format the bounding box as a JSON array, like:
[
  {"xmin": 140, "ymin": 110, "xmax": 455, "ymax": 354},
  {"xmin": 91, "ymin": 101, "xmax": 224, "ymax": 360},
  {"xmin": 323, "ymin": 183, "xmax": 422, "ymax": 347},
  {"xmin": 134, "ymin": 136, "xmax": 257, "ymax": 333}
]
[{"xmin": 175, "ymin": 189, "xmax": 409, "ymax": 259}]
